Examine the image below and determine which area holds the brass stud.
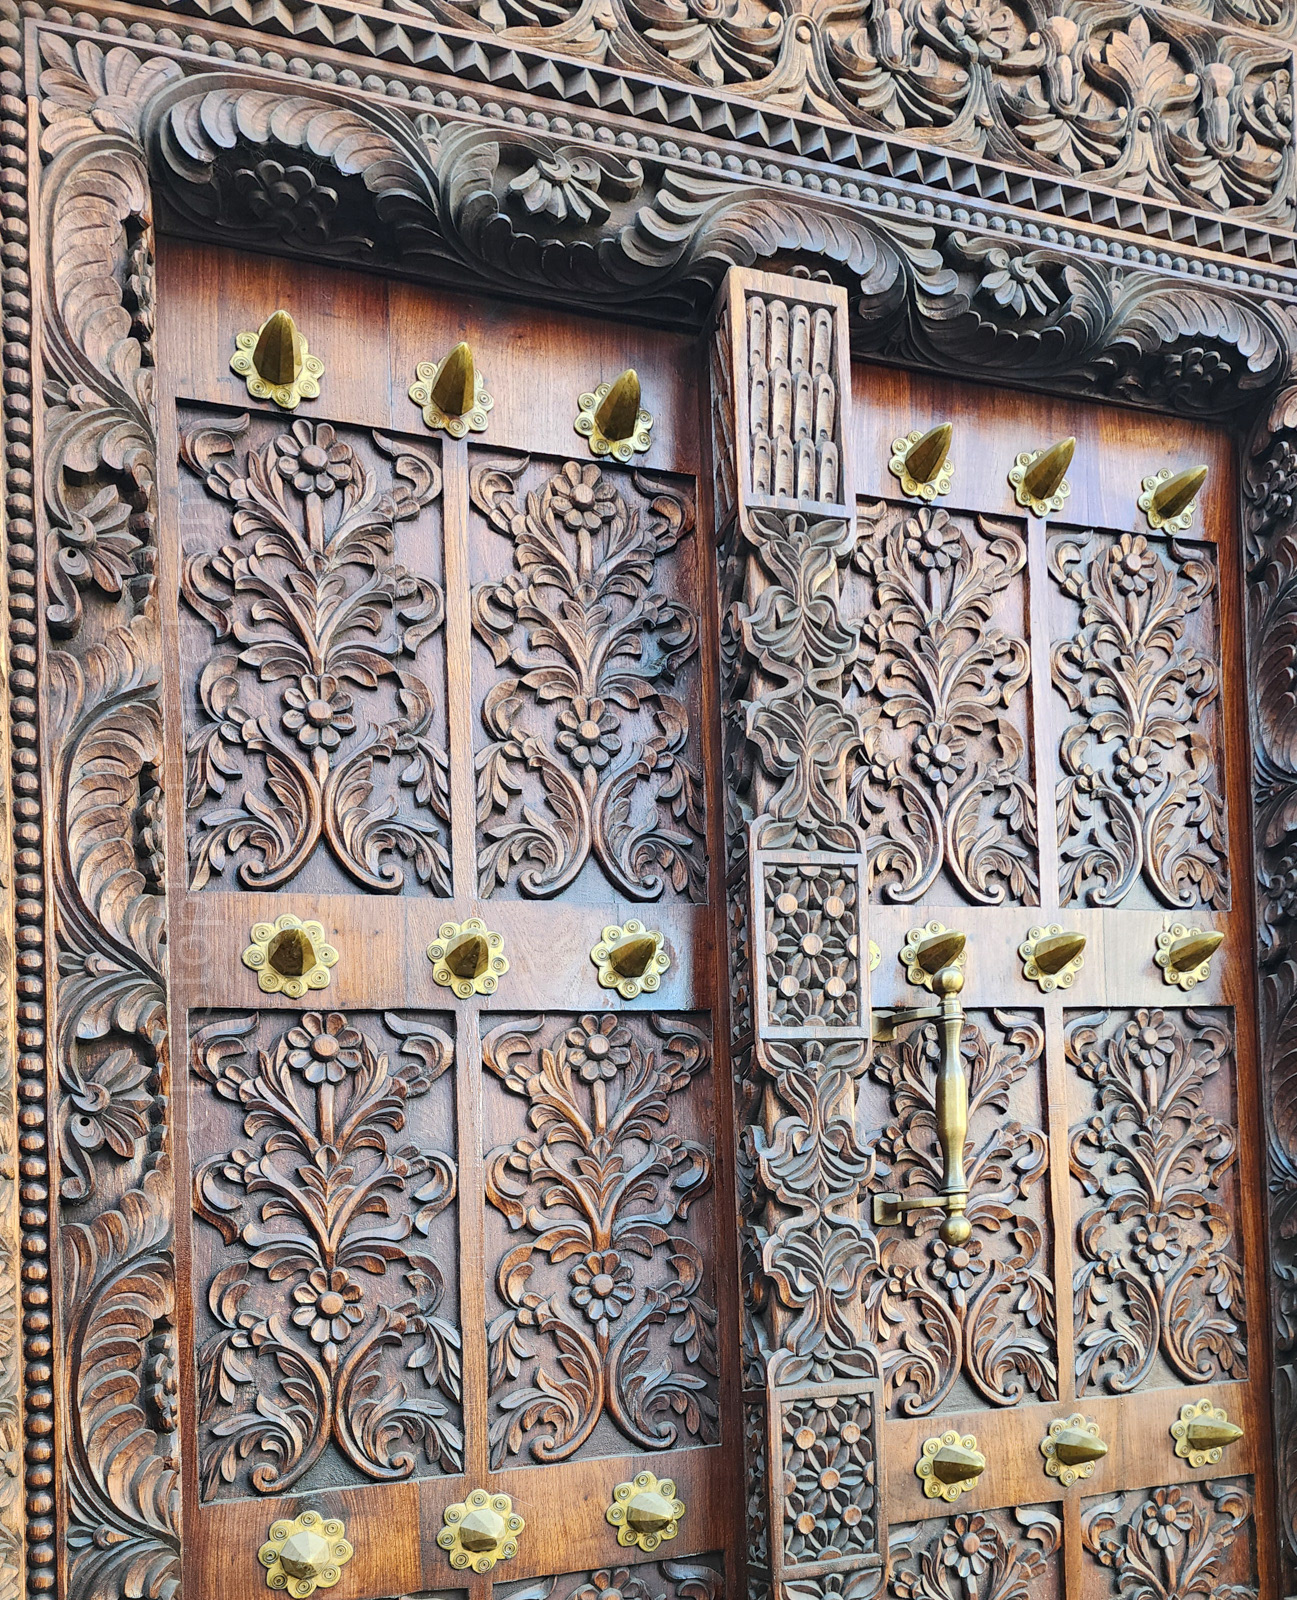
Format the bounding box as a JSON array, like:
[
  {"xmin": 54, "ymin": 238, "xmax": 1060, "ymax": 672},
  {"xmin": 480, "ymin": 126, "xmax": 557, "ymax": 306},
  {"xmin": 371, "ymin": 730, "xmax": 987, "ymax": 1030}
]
[
  {"xmin": 1155, "ymin": 924, "xmax": 1223, "ymax": 991},
  {"xmin": 1041, "ymin": 1414, "xmax": 1107, "ymax": 1487},
  {"xmin": 888, "ymin": 423, "xmax": 953, "ymax": 501},
  {"xmin": 1009, "ymin": 436, "xmax": 1075, "ymax": 515},
  {"xmin": 1138, "ymin": 464, "xmax": 1208, "ymax": 532},
  {"xmin": 231, "ymin": 310, "xmax": 324, "ymax": 410},
  {"xmin": 258, "ymin": 1510, "xmax": 352, "ymax": 1597},
  {"xmin": 409, "ymin": 342, "xmax": 493, "ymax": 437},
  {"xmin": 1172, "ymin": 1398, "xmax": 1244, "ymax": 1468},
  {"xmin": 1019, "ymin": 925, "xmax": 1086, "ymax": 993},
  {"xmin": 607, "ymin": 1471, "xmax": 685, "ymax": 1552},
  {"xmin": 868, "ymin": 938, "xmax": 881, "ymax": 972},
  {"xmin": 437, "ymin": 1489, "xmax": 524, "ymax": 1573},
  {"xmin": 427, "ymin": 918, "xmax": 508, "ymax": 998},
  {"xmin": 591, "ymin": 920, "xmax": 670, "ymax": 999},
  {"xmin": 900, "ymin": 921, "xmax": 966, "ymax": 990},
  {"xmin": 242, "ymin": 914, "xmax": 338, "ymax": 998},
  {"xmin": 575, "ymin": 368, "xmax": 652, "ymax": 461},
  {"xmin": 917, "ymin": 1431, "xmax": 985, "ymax": 1501}
]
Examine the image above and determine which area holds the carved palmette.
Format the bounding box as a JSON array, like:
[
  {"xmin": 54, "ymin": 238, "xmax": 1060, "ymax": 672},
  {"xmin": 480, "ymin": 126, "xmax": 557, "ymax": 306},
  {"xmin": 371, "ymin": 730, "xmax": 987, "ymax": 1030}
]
[{"xmin": 711, "ymin": 269, "xmax": 884, "ymax": 1600}]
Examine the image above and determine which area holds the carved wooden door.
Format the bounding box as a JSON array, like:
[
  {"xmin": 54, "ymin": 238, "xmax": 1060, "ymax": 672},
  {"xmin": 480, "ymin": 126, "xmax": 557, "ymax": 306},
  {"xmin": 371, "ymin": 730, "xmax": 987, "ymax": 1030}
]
[
  {"xmin": 849, "ymin": 365, "xmax": 1277, "ymax": 1593},
  {"xmin": 150, "ymin": 238, "xmax": 738, "ymax": 1600}
]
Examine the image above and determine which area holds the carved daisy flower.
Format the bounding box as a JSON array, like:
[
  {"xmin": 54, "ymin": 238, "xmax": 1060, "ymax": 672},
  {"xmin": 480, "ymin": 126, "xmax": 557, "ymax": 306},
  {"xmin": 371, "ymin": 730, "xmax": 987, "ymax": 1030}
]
[
  {"xmin": 1123, "ymin": 1010, "xmax": 1177, "ymax": 1072},
  {"xmin": 570, "ymin": 1250, "xmax": 635, "ymax": 1330},
  {"xmin": 939, "ymin": 0, "xmax": 1016, "ymax": 63},
  {"xmin": 1110, "ymin": 533, "xmax": 1157, "ymax": 596},
  {"xmin": 570, "ymin": 1572, "xmax": 639, "ymax": 1600},
  {"xmin": 275, "ymin": 420, "xmax": 354, "ymax": 496},
  {"xmin": 564, "ymin": 1014, "xmax": 633, "ymax": 1082},
  {"xmin": 902, "ymin": 506, "xmax": 959, "ymax": 571},
  {"xmin": 1133, "ymin": 1211, "xmax": 1183, "ymax": 1275},
  {"xmin": 286, "ymin": 1012, "xmax": 365, "ymax": 1085},
  {"xmin": 930, "ymin": 1236, "xmax": 986, "ymax": 1292},
  {"xmin": 1113, "ymin": 737, "xmax": 1161, "ymax": 799},
  {"xmin": 551, "ymin": 461, "xmax": 619, "ymax": 533},
  {"xmin": 555, "ymin": 696, "xmax": 623, "ymax": 771},
  {"xmin": 292, "ymin": 1267, "xmax": 364, "ymax": 1351},
  {"xmin": 282, "ymin": 673, "xmax": 356, "ymax": 751},
  {"xmin": 1142, "ymin": 1487, "xmax": 1194, "ymax": 1549},
  {"xmin": 940, "ymin": 1515, "xmax": 994, "ymax": 1580},
  {"xmin": 913, "ymin": 723, "xmax": 968, "ymax": 789}
]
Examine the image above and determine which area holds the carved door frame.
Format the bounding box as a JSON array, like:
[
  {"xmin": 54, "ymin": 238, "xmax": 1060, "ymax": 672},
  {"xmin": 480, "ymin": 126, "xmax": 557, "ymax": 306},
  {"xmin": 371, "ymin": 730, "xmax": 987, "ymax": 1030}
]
[{"xmin": 11, "ymin": 2, "xmax": 1297, "ymax": 1593}]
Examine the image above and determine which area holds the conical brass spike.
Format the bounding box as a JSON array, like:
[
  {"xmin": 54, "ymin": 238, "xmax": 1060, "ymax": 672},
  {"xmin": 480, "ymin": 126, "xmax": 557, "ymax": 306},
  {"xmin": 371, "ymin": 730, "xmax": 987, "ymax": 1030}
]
[
  {"xmin": 1167, "ymin": 929, "xmax": 1223, "ymax": 973},
  {"xmin": 609, "ymin": 933, "xmax": 659, "ymax": 981},
  {"xmin": 1033, "ymin": 930, "xmax": 1087, "ymax": 975},
  {"xmin": 915, "ymin": 928, "xmax": 966, "ymax": 974},
  {"xmin": 594, "ymin": 369, "xmax": 642, "ymax": 444},
  {"xmin": 931, "ymin": 1443, "xmax": 985, "ymax": 1484},
  {"xmin": 1152, "ymin": 464, "xmax": 1208, "ymax": 521},
  {"xmin": 903, "ymin": 422, "xmax": 952, "ymax": 486},
  {"xmin": 445, "ymin": 931, "xmax": 491, "ymax": 981},
  {"xmin": 430, "ymin": 342, "xmax": 477, "ymax": 419},
  {"xmin": 1052, "ymin": 1427, "xmax": 1108, "ymax": 1467},
  {"xmin": 252, "ymin": 310, "xmax": 305, "ymax": 388},
  {"xmin": 1185, "ymin": 1417, "xmax": 1244, "ymax": 1451},
  {"xmin": 1022, "ymin": 436, "xmax": 1075, "ymax": 503}
]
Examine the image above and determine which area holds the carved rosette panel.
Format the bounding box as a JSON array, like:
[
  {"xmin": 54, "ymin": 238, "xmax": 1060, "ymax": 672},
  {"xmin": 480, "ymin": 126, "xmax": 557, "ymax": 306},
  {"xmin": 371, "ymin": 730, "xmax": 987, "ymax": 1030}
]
[
  {"xmin": 1049, "ymin": 526, "xmax": 1228, "ymax": 910},
  {"xmin": 862, "ymin": 1009, "xmax": 1057, "ymax": 1416},
  {"xmin": 1080, "ymin": 1479, "xmax": 1257, "ymax": 1598},
  {"xmin": 888, "ymin": 1506, "xmax": 1063, "ymax": 1600},
  {"xmin": 481, "ymin": 1011, "xmax": 718, "ymax": 1466},
  {"xmin": 1067, "ymin": 1006, "xmax": 1247, "ymax": 1395},
  {"xmin": 771, "ymin": 1379, "xmax": 881, "ymax": 1586},
  {"xmin": 494, "ymin": 1558, "xmax": 724, "ymax": 1599},
  {"xmin": 177, "ymin": 409, "xmax": 451, "ymax": 896},
  {"xmin": 755, "ymin": 849, "xmax": 867, "ymax": 1035},
  {"xmin": 469, "ymin": 453, "xmax": 706, "ymax": 902},
  {"xmin": 189, "ymin": 1009, "xmax": 462, "ymax": 1499},
  {"xmin": 846, "ymin": 501, "xmax": 1037, "ymax": 906}
]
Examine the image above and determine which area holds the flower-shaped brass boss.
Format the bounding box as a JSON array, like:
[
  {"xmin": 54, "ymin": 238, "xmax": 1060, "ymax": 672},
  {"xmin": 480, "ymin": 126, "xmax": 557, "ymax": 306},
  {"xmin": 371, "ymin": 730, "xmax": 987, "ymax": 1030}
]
[
  {"xmin": 409, "ymin": 341, "xmax": 492, "ymax": 437},
  {"xmin": 1019, "ymin": 925, "xmax": 1086, "ymax": 993},
  {"xmin": 889, "ymin": 423, "xmax": 953, "ymax": 501},
  {"xmin": 258, "ymin": 1510, "xmax": 352, "ymax": 1597},
  {"xmin": 438, "ymin": 1489, "xmax": 524, "ymax": 1573},
  {"xmin": 231, "ymin": 310, "xmax": 324, "ymax": 411},
  {"xmin": 1008, "ymin": 436, "xmax": 1074, "ymax": 516},
  {"xmin": 1156, "ymin": 924, "xmax": 1223, "ymax": 991},
  {"xmin": 900, "ymin": 921, "xmax": 966, "ymax": 991},
  {"xmin": 1172, "ymin": 1398, "xmax": 1244, "ymax": 1468},
  {"xmin": 591, "ymin": 921, "xmax": 670, "ymax": 999},
  {"xmin": 427, "ymin": 918, "xmax": 508, "ymax": 998},
  {"xmin": 575, "ymin": 368, "xmax": 652, "ymax": 462},
  {"xmin": 1041, "ymin": 1414, "xmax": 1107, "ymax": 1487},
  {"xmin": 243, "ymin": 914, "xmax": 338, "ymax": 999},
  {"xmin": 607, "ymin": 1471, "xmax": 685, "ymax": 1552},
  {"xmin": 1138, "ymin": 464, "xmax": 1207, "ymax": 532},
  {"xmin": 917, "ymin": 1431, "xmax": 985, "ymax": 1502}
]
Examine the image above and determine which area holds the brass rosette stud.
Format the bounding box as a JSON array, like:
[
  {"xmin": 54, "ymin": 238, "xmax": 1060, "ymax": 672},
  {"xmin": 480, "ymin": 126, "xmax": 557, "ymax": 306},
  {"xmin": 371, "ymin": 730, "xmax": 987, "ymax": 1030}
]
[
  {"xmin": 1040, "ymin": 1414, "xmax": 1107, "ymax": 1487},
  {"xmin": 900, "ymin": 921, "xmax": 966, "ymax": 991},
  {"xmin": 1019, "ymin": 925, "xmax": 1086, "ymax": 993},
  {"xmin": 575, "ymin": 368, "xmax": 652, "ymax": 462},
  {"xmin": 1008, "ymin": 436, "xmax": 1074, "ymax": 516},
  {"xmin": 591, "ymin": 921, "xmax": 670, "ymax": 999},
  {"xmin": 868, "ymin": 938, "xmax": 881, "ymax": 972},
  {"xmin": 606, "ymin": 1470, "xmax": 685, "ymax": 1552},
  {"xmin": 427, "ymin": 917, "xmax": 508, "ymax": 998},
  {"xmin": 1138, "ymin": 464, "xmax": 1207, "ymax": 533},
  {"xmin": 917, "ymin": 1431, "xmax": 985, "ymax": 1502},
  {"xmin": 409, "ymin": 341, "xmax": 493, "ymax": 437},
  {"xmin": 231, "ymin": 310, "xmax": 324, "ymax": 410},
  {"xmin": 888, "ymin": 423, "xmax": 953, "ymax": 501},
  {"xmin": 258, "ymin": 1509, "xmax": 353, "ymax": 1597},
  {"xmin": 1172, "ymin": 1398, "xmax": 1244, "ymax": 1468},
  {"xmin": 438, "ymin": 1488, "xmax": 524, "ymax": 1573},
  {"xmin": 243, "ymin": 914, "xmax": 338, "ymax": 999},
  {"xmin": 1155, "ymin": 923, "xmax": 1223, "ymax": 991}
]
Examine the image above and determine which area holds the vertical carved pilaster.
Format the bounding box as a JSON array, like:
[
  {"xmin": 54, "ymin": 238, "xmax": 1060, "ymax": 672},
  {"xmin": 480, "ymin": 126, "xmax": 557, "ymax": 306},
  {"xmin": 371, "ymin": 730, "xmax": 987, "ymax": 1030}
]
[{"xmin": 710, "ymin": 270, "xmax": 882, "ymax": 1600}]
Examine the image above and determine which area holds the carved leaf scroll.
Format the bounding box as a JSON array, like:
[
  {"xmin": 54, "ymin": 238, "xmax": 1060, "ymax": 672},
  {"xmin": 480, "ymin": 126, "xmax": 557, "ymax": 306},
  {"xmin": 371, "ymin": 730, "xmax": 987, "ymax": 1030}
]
[
  {"xmin": 190, "ymin": 1010, "xmax": 461, "ymax": 1499},
  {"xmin": 470, "ymin": 454, "xmax": 706, "ymax": 901},
  {"xmin": 1080, "ymin": 1478, "xmax": 1257, "ymax": 1599},
  {"xmin": 889, "ymin": 1504, "xmax": 1062, "ymax": 1600},
  {"xmin": 178, "ymin": 410, "xmax": 451, "ymax": 896}
]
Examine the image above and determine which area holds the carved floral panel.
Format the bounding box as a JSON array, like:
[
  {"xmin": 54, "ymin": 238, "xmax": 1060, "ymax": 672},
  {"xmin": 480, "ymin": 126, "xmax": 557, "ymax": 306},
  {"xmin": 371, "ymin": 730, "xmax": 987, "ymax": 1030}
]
[
  {"xmin": 482, "ymin": 1012, "xmax": 719, "ymax": 1465},
  {"xmin": 860, "ymin": 1009, "xmax": 1057, "ymax": 1416},
  {"xmin": 1068, "ymin": 1006, "xmax": 1247, "ymax": 1395},
  {"xmin": 776, "ymin": 1382, "xmax": 879, "ymax": 1574},
  {"xmin": 494, "ymin": 1558, "xmax": 724, "ymax": 1599},
  {"xmin": 845, "ymin": 500, "xmax": 1038, "ymax": 907},
  {"xmin": 177, "ymin": 407, "xmax": 451, "ymax": 896},
  {"xmin": 470, "ymin": 452, "xmax": 707, "ymax": 902},
  {"xmin": 1080, "ymin": 1478, "xmax": 1257, "ymax": 1599},
  {"xmin": 188, "ymin": 1009, "xmax": 461, "ymax": 1501},
  {"xmin": 1049, "ymin": 527, "xmax": 1228, "ymax": 910},
  {"xmin": 888, "ymin": 1505, "xmax": 1062, "ymax": 1600}
]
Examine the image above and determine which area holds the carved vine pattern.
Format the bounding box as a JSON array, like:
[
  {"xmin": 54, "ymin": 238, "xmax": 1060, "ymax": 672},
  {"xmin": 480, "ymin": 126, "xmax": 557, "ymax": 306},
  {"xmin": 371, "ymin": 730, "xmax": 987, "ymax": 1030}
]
[
  {"xmin": 1080, "ymin": 1479, "xmax": 1257, "ymax": 1599},
  {"xmin": 889, "ymin": 1505, "xmax": 1062, "ymax": 1600},
  {"xmin": 849, "ymin": 502, "xmax": 1037, "ymax": 906},
  {"xmin": 191, "ymin": 1010, "xmax": 461, "ymax": 1498},
  {"xmin": 1069, "ymin": 1007, "xmax": 1246, "ymax": 1394},
  {"xmin": 1051, "ymin": 527, "xmax": 1228, "ymax": 910},
  {"xmin": 482, "ymin": 1012, "xmax": 719, "ymax": 1465},
  {"xmin": 864, "ymin": 1010, "xmax": 1056, "ymax": 1416},
  {"xmin": 179, "ymin": 415, "xmax": 451, "ymax": 895},
  {"xmin": 470, "ymin": 455, "xmax": 706, "ymax": 901}
]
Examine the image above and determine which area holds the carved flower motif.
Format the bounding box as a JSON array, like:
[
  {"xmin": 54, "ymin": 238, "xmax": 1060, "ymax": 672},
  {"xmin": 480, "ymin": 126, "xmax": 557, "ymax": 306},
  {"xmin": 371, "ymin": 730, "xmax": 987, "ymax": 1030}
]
[
  {"xmin": 1110, "ymin": 533, "xmax": 1157, "ymax": 596},
  {"xmin": 976, "ymin": 245, "xmax": 1060, "ymax": 318},
  {"xmin": 569, "ymin": 1572, "xmax": 654, "ymax": 1600},
  {"xmin": 1123, "ymin": 1010, "xmax": 1177, "ymax": 1071},
  {"xmin": 930, "ymin": 1236, "xmax": 986, "ymax": 1292},
  {"xmin": 913, "ymin": 723, "xmax": 968, "ymax": 788},
  {"xmin": 1163, "ymin": 347, "xmax": 1231, "ymax": 407},
  {"xmin": 902, "ymin": 506, "xmax": 959, "ymax": 570},
  {"xmin": 1113, "ymin": 737, "xmax": 1162, "ymax": 799},
  {"xmin": 939, "ymin": 0, "xmax": 1016, "ymax": 62},
  {"xmin": 282, "ymin": 674, "xmax": 356, "ymax": 751},
  {"xmin": 292, "ymin": 1267, "xmax": 365, "ymax": 1350},
  {"xmin": 1133, "ymin": 1211, "xmax": 1184, "ymax": 1274},
  {"xmin": 1142, "ymin": 1486, "xmax": 1194, "ymax": 1548},
  {"xmin": 506, "ymin": 151, "xmax": 612, "ymax": 227},
  {"xmin": 275, "ymin": 421, "xmax": 354, "ymax": 496},
  {"xmin": 63, "ymin": 483, "xmax": 142, "ymax": 598},
  {"xmin": 551, "ymin": 461, "xmax": 620, "ymax": 532},
  {"xmin": 64, "ymin": 1046, "xmax": 153, "ymax": 1165},
  {"xmin": 286, "ymin": 1012, "xmax": 365, "ymax": 1085},
  {"xmin": 1254, "ymin": 68, "xmax": 1294, "ymax": 140},
  {"xmin": 564, "ymin": 1013, "xmax": 633, "ymax": 1081},
  {"xmin": 570, "ymin": 1250, "xmax": 635, "ymax": 1330},
  {"xmin": 235, "ymin": 158, "xmax": 340, "ymax": 246},
  {"xmin": 1253, "ymin": 439, "xmax": 1297, "ymax": 532},
  {"xmin": 940, "ymin": 1515, "xmax": 995, "ymax": 1579},
  {"xmin": 556, "ymin": 695, "xmax": 623, "ymax": 770}
]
